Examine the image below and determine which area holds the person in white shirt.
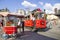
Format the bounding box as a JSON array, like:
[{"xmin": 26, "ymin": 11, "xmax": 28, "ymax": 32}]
[
  {"xmin": 17, "ymin": 18, "xmax": 21, "ymax": 33},
  {"xmin": 30, "ymin": 14, "xmax": 35, "ymax": 21},
  {"xmin": 18, "ymin": 20, "xmax": 21, "ymax": 26},
  {"xmin": 30, "ymin": 14, "xmax": 36, "ymax": 31}
]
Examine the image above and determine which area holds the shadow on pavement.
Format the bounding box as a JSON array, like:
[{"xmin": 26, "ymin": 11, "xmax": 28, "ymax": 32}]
[
  {"xmin": 15, "ymin": 31, "xmax": 57, "ymax": 40},
  {"xmin": 33, "ymin": 27, "xmax": 51, "ymax": 32}
]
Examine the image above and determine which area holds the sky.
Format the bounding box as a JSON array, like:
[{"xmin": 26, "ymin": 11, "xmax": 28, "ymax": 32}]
[{"xmin": 0, "ymin": 0, "xmax": 60, "ymax": 13}]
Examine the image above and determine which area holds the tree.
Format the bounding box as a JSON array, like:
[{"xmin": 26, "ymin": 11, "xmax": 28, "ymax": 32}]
[{"xmin": 0, "ymin": 8, "xmax": 9, "ymax": 12}]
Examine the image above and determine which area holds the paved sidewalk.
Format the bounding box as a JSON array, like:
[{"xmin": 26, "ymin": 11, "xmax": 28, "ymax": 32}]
[{"xmin": 38, "ymin": 26, "xmax": 60, "ymax": 40}]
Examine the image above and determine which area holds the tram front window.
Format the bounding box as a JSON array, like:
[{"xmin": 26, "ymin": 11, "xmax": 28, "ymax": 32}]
[
  {"xmin": 5, "ymin": 16, "xmax": 15, "ymax": 26},
  {"xmin": 6, "ymin": 20, "xmax": 15, "ymax": 26}
]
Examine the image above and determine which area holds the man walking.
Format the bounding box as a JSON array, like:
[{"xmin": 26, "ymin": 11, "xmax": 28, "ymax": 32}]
[{"xmin": 21, "ymin": 18, "xmax": 24, "ymax": 33}]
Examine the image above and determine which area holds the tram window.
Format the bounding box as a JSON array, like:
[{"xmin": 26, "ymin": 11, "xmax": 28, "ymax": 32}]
[
  {"xmin": 6, "ymin": 16, "xmax": 16, "ymax": 26},
  {"xmin": 6, "ymin": 20, "xmax": 15, "ymax": 26},
  {"xmin": 8, "ymin": 16, "xmax": 15, "ymax": 20}
]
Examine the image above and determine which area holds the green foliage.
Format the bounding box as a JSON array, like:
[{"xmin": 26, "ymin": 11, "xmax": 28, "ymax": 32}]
[{"xmin": 0, "ymin": 8, "xmax": 9, "ymax": 12}]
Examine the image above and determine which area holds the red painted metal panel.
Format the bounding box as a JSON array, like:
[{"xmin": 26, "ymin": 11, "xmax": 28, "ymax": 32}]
[
  {"xmin": 4, "ymin": 26, "xmax": 17, "ymax": 34},
  {"xmin": 36, "ymin": 19, "xmax": 46, "ymax": 29},
  {"xmin": 24, "ymin": 20, "xmax": 34, "ymax": 27}
]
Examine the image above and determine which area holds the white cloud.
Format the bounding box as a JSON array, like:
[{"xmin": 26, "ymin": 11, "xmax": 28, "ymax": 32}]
[
  {"xmin": 44, "ymin": 3, "xmax": 53, "ymax": 10},
  {"xmin": 45, "ymin": 10, "xmax": 55, "ymax": 14},
  {"xmin": 43, "ymin": 3, "xmax": 60, "ymax": 14},
  {"xmin": 21, "ymin": 1, "xmax": 37, "ymax": 7},
  {"xmin": 39, "ymin": 2, "xmax": 43, "ymax": 5},
  {"xmin": 53, "ymin": 3, "xmax": 60, "ymax": 11}
]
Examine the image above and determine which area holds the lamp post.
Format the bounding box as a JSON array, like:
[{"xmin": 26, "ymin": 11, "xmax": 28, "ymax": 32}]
[{"xmin": 44, "ymin": 9, "xmax": 47, "ymax": 20}]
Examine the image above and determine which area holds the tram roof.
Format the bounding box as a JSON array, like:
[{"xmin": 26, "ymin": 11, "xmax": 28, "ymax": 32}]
[{"xmin": 0, "ymin": 12, "xmax": 25, "ymax": 18}]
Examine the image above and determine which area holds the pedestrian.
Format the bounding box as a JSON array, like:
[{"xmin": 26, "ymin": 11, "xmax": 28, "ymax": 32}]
[
  {"xmin": 21, "ymin": 18, "xmax": 24, "ymax": 33},
  {"xmin": 0, "ymin": 22, "xmax": 2, "ymax": 28},
  {"xmin": 17, "ymin": 18, "xmax": 21, "ymax": 33},
  {"xmin": 30, "ymin": 14, "xmax": 35, "ymax": 30},
  {"xmin": 30, "ymin": 14, "xmax": 35, "ymax": 21},
  {"xmin": 17, "ymin": 18, "xmax": 25, "ymax": 33}
]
